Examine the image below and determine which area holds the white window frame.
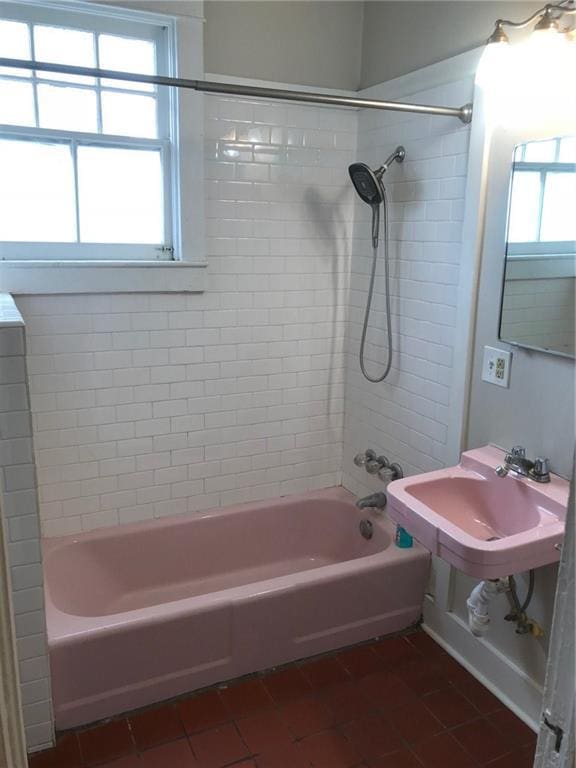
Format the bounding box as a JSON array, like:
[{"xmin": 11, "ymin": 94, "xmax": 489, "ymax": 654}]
[
  {"xmin": 507, "ymin": 136, "xmax": 576, "ymax": 260},
  {"xmin": 0, "ymin": 0, "xmax": 206, "ymax": 293}
]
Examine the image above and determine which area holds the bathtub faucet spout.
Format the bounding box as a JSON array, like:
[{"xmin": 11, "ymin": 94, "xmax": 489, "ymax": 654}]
[{"xmin": 356, "ymin": 492, "xmax": 387, "ymax": 511}]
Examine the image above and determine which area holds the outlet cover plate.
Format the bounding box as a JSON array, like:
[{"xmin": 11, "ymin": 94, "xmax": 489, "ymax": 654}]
[{"xmin": 482, "ymin": 346, "xmax": 511, "ymax": 388}]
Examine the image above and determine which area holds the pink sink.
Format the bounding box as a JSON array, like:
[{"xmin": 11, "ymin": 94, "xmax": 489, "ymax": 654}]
[{"xmin": 387, "ymin": 445, "xmax": 569, "ymax": 578}]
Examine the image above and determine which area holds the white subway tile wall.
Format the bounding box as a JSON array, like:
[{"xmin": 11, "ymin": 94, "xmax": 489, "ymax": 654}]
[
  {"xmin": 342, "ymin": 79, "xmax": 474, "ymax": 497},
  {"xmin": 16, "ymin": 96, "xmax": 356, "ymax": 537},
  {"xmin": 500, "ymin": 277, "xmax": 575, "ymax": 356},
  {"xmin": 0, "ymin": 296, "xmax": 53, "ymax": 751}
]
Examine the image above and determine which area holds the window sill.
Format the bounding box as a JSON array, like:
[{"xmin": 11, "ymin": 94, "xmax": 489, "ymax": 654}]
[{"xmin": 0, "ymin": 260, "xmax": 207, "ymax": 294}]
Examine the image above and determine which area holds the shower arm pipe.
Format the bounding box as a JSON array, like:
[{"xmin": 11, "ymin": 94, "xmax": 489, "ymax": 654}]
[{"xmin": 0, "ymin": 57, "xmax": 473, "ymax": 124}]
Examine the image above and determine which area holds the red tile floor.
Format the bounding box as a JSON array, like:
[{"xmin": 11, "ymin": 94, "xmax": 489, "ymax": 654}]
[{"xmin": 28, "ymin": 630, "xmax": 536, "ymax": 768}]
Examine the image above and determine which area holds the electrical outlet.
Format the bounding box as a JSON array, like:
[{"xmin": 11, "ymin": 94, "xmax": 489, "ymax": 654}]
[{"xmin": 482, "ymin": 346, "xmax": 511, "ymax": 388}]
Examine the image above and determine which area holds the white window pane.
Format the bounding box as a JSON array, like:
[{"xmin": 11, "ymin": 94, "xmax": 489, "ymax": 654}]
[
  {"xmin": 0, "ymin": 139, "xmax": 76, "ymax": 242},
  {"xmin": 559, "ymin": 136, "xmax": 576, "ymax": 163},
  {"xmin": 101, "ymin": 91, "xmax": 157, "ymax": 138},
  {"xmin": 541, "ymin": 173, "xmax": 576, "ymax": 241},
  {"xmin": 0, "ymin": 20, "xmax": 31, "ymax": 77},
  {"xmin": 0, "ymin": 79, "xmax": 35, "ymax": 126},
  {"xmin": 98, "ymin": 35, "xmax": 155, "ymax": 92},
  {"xmin": 38, "ymin": 84, "xmax": 97, "ymax": 132},
  {"xmin": 33, "ymin": 25, "xmax": 95, "ymax": 85},
  {"xmin": 78, "ymin": 146, "xmax": 163, "ymax": 243},
  {"xmin": 523, "ymin": 139, "xmax": 557, "ymax": 162},
  {"xmin": 508, "ymin": 171, "xmax": 541, "ymax": 242}
]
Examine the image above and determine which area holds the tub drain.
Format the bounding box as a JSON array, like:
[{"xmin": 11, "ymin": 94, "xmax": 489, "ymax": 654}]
[{"xmin": 359, "ymin": 519, "xmax": 373, "ymax": 540}]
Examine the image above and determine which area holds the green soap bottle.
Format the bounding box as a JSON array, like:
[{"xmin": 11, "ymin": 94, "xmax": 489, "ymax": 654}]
[{"xmin": 395, "ymin": 525, "xmax": 413, "ymax": 548}]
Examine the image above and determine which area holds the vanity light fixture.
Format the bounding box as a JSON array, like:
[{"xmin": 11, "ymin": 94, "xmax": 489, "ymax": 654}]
[
  {"xmin": 478, "ymin": 0, "xmax": 576, "ymax": 125},
  {"xmin": 485, "ymin": 1, "xmax": 575, "ymax": 46}
]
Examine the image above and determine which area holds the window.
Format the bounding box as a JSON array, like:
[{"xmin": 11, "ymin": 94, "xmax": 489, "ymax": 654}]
[
  {"xmin": 507, "ymin": 136, "xmax": 576, "ymax": 256},
  {"xmin": 0, "ymin": 2, "xmax": 177, "ymax": 260}
]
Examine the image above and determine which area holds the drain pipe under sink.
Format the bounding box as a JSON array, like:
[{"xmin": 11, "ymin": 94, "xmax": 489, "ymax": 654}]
[{"xmin": 466, "ymin": 578, "xmax": 509, "ymax": 637}]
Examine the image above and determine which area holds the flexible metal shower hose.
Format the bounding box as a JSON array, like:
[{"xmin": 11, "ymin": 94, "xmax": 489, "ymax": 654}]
[{"xmin": 359, "ymin": 190, "xmax": 393, "ymax": 382}]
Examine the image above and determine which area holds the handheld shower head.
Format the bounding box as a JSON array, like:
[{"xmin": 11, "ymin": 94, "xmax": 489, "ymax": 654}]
[
  {"xmin": 348, "ymin": 146, "xmax": 405, "ymax": 207},
  {"xmin": 348, "ymin": 163, "xmax": 384, "ymax": 206},
  {"xmin": 348, "ymin": 146, "xmax": 406, "ymax": 384}
]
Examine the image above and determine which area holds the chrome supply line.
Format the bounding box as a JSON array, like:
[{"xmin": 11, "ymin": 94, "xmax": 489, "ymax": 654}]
[{"xmin": 0, "ymin": 57, "xmax": 474, "ymax": 124}]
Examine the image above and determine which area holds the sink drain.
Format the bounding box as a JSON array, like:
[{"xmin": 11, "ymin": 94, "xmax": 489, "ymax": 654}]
[{"xmin": 359, "ymin": 519, "xmax": 373, "ymax": 540}]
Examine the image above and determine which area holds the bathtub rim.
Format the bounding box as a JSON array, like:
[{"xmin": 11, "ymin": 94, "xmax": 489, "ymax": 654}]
[{"xmin": 42, "ymin": 486, "xmax": 429, "ymax": 646}]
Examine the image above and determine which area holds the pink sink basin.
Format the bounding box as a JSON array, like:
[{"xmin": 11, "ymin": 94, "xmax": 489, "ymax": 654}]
[{"xmin": 387, "ymin": 445, "xmax": 569, "ymax": 578}]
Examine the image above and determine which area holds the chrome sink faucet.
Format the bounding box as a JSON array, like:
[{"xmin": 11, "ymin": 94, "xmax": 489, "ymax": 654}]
[{"xmin": 495, "ymin": 446, "xmax": 551, "ymax": 483}]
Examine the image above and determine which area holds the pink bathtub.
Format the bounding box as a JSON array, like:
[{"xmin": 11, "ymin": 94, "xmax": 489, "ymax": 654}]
[{"xmin": 43, "ymin": 487, "xmax": 430, "ymax": 729}]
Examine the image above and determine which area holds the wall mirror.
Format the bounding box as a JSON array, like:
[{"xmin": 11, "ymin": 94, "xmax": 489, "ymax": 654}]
[{"xmin": 499, "ymin": 135, "xmax": 576, "ymax": 358}]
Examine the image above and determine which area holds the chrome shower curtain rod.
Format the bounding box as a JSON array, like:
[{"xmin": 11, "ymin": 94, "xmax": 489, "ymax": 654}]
[{"xmin": 0, "ymin": 57, "xmax": 473, "ymax": 124}]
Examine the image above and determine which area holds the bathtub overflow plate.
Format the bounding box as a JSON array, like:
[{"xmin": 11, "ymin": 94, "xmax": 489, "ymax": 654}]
[{"xmin": 359, "ymin": 519, "xmax": 373, "ymax": 540}]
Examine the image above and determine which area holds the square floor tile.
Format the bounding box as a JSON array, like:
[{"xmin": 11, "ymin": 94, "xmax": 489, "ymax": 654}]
[
  {"xmin": 386, "ymin": 699, "xmax": 444, "ymax": 744},
  {"xmin": 236, "ymin": 709, "xmax": 293, "ymax": 755},
  {"xmin": 78, "ymin": 719, "xmax": 134, "ymax": 766},
  {"xmin": 412, "ymin": 732, "xmax": 476, "ymax": 768},
  {"xmin": 342, "ymin": 714, "xmax": 403, "ymax": 761},
  {"xmin": 423, "ymin": 687, "xmax": 480, "ymax": 728},
  {"xmin": 366, "ymin": 749, "xmax": 422, "ymax": 768},
  {"xmin": 255, "ymin": 741, "xmax": 310, "ymax": 768},
  {"xmin": 99, "ymin": 757, "xmax": 140, "ymax": 768},
  {"xmin": 354, "ymin": 670, "xmax": 417, "ymax": 714},
  {"xmin": 336, "ymin": 645, "xmax": 384, "ymax": 679},
  {"xmin": 263, "ymin": 667, "xmax": 313, "ymax": 704},
  {"xmin": 299, "ymin": 657, "xmax": 350, "ymax": 690},
  {"xmin": 452, "ymin": 671, "xmax": 504, "ymax": 715},
  {"xmin": 433, "ymin": 652, "xmax": 473, "ymax": 684},
  {"xmin": 488, "ymin": 708, "xmax": 537, "ymax": 748},
  {"xmin": 28, "ymin": 733, "xmax": 81, "ymax": 768},
  {"xmin": 397, "ymin": 658, "xmax": 448, "ymax": 697},
  {"xmin": 320, "ymin": 680, "xmax": 375, "ymax": 724},
  {"xmin": 129, "ymin": 703, "xmax": 184, "ymax": 750},
  {"xmin": 452, "ymin": 717, "xmax": 512, "ymax": 764},
  {"xmin": 299, "ymin": 728, "xmax": 361, "ymax": 768},
  {"xmin": 139, "ymin": 739, "xmax": 199, "ymax": 767},
  {"xmin": 483, "ymin": 749, "xmax": 535, "ymax": 768},
  {"xmin": 178, "ymin": 690, "xmax": 230, "ymax": 735},
  {"xmin": 219, "ymin": 678, "xmax": 273, "ymax": 718},
  {"xmin": 371, "ymin": 636, "xmax": 420, "ymax": 668},
  {"xmin": 279, "ymin": 695, "xmax": 335, "ymax": 739},
  {"xmin": 189, "ymin": 723, "xmax": 250, "ymax": 768}
]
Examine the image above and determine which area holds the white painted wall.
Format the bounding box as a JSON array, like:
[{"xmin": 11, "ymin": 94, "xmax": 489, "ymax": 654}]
[
  {"xmin": 360, "ymin": 1, "xmax": 542, "ymax": 87},
  {"xmin": 96, "ymin": 0, "xmax": 364, "ymax": 90},
  {"xmin": 16, "ymin": 94, "xmax": 356, "ymax": 537},
  {"xmin": 204, "ymin": 1, "xmax": 363, "ymax": 90}
]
